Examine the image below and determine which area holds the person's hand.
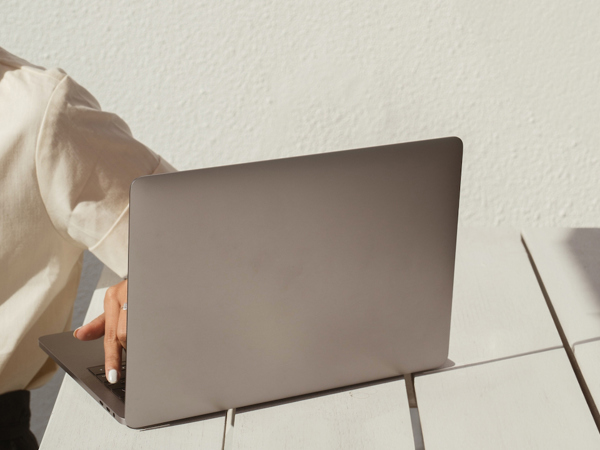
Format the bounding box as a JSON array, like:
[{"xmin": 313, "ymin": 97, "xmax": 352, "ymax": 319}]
[{"xmin": 73, "ymin": 279, "xmax": 127, "ymax": 384}]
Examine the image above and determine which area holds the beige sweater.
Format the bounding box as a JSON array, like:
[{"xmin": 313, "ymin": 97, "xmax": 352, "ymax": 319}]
[{"xmin": 0, "ymin": 47, "xmax": 174, "ymax": 393}]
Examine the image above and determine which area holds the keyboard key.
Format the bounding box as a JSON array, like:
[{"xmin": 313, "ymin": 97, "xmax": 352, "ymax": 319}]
[
  {"xmin": 88, "ymin": 363, "xmax": 126, "ymax": 375},
  {"xmin": 113, "ymin": 388, "xmax": 126, "ymax": 400},
  {"xmin": 88, "ymin": 365, "xmax": 105, "ymax": 375},
  {"xmin": 87, "ymin": 365, "xmax": 127, "ymax": 403},
  {"xmin": 105, "ymin": 379, "xmax": 126, "ymax": 390}
]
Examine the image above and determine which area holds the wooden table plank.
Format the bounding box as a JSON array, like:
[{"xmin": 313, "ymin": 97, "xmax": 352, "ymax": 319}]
[
  {"xmin": 231, "ymin": 379, "xmax": 415, "ymax": 450},
  {"xmin": 439, "ymin": 227, "xmax": 562, "ymax": 370},
  {"xmin": 415, "ymin": 349, "xmax": 600, "ymax": 449},
  {"xmin": 41, "ymin": 376, "xmax": 225, "ymax": 449},
  {"xmin": 40, "ymin": 267, "xmax": 226, "ymax": 449},
  {"xmin": 521, "ymin": 228, "xmax": 600, "ymax": 422}
]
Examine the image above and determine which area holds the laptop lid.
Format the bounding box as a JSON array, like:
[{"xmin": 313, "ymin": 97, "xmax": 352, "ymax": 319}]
[{"xmin": 124, "ymin": 137, "xmax": 462, "ymax": 428}]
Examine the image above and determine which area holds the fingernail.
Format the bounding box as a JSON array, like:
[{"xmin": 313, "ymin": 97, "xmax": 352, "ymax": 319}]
[
  {"xmin": 73, "ymin": 327, "xmax": 81, "ymax": 338},
  {"xmin": 107, "ymin": 369, "xmax": 118, "ymax": 384}
]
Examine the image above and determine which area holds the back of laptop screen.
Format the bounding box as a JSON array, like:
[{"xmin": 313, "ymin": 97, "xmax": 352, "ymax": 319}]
[{"xmin": 124, "ymin": 138, "xmax": 462, "ymax": 428}]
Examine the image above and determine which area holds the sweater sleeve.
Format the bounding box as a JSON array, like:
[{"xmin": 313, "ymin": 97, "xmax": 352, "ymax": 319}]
[{"xmin": 35, "ymin": 74, "xmax": 176, "ymax": 277}]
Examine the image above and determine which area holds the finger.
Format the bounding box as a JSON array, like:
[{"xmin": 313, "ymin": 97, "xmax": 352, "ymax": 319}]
[
  {"xmin": 117, "ymin": 307, "xmax": 127, "ymax": 350},
  {"xmin": 104, "ymin": 284, "xmax": 124, "ymax": 383},
  {"xmin": 73, "ymin": 313, "xmax": 105, "ymax": 341}
]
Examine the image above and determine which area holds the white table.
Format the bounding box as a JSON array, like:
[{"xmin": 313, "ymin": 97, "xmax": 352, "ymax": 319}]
[{"xmin": 40, "ymin": 228, "xmax": 600, "ymax": 449}]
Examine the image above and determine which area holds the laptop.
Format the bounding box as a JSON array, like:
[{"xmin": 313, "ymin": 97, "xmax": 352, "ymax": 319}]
[{"xmin": 40, "ymin": 137, "xmax": 463, "ymax": 429}]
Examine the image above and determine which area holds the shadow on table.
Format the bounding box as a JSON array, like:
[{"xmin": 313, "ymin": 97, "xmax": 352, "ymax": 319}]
[
  {"xmin": 137, "ymin": 410, "xmax": 227, "ymax": 431},
  {"xmin": 31, "ymin": 251, "xmax": 104, "ymax": 443},
  {"xmin": 236, "ymin": 374, "xmax": 407, "ymax": 414}
]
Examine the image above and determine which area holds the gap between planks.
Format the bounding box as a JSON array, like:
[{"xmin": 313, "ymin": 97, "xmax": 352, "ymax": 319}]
[
  {"xmin": 222, "ymin": 408, "xmax": 236, "ymax": 450},
  {"xmin": 521, "ymin": 234, "xmax": 600, "ymax": 432},
  {"xmin": 406, "ymin": 373, "xmax": 425, "ymax": 450}
]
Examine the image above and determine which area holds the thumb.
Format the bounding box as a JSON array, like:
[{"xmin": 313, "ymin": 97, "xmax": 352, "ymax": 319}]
[{"xmin": 74, "ymin": 313, "xmax": 106, "ymax": 341}]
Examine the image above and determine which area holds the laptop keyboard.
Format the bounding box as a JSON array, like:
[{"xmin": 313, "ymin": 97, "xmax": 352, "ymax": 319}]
[{"xmin": 88, "ymin": 363, "xmax": 127, "ymax": 401}]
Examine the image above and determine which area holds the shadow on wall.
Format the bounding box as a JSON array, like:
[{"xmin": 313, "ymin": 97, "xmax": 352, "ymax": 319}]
[
  {"xmin": 566, "ymin": 229, "xmax": 600, "ymax": 306},
  {"xmin": 567, "ymin": 228, "xmax": 600, "ymax": 345}
]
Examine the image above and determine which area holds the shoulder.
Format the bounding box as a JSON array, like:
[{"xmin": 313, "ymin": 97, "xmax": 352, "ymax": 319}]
[
  {"xmin": 0, "ymin": 46, "xmax": 66, "ymax": 83},
  {"xmin": 0, "ymin": 47, "xmax": 70, "ymax": 131}
]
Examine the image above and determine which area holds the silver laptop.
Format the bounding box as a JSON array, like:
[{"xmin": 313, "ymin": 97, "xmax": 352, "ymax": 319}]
[{"xmin": 40, "ymin": 137, "xmax": 462, "ymax": 429}]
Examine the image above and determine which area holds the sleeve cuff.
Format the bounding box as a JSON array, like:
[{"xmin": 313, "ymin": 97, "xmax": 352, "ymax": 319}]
[
  {"xmin": 88, "ymin": 156, "xmax": 176, "ymax": 277},
  {"xmin": 88, "ymin": 203, "xmax": 129, "ymax": 277}
]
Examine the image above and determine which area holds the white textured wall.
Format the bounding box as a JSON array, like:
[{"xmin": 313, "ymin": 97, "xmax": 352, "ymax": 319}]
[{"xmin": 3, "ymin": 1, "xmax": 599, "ymax": 226}]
